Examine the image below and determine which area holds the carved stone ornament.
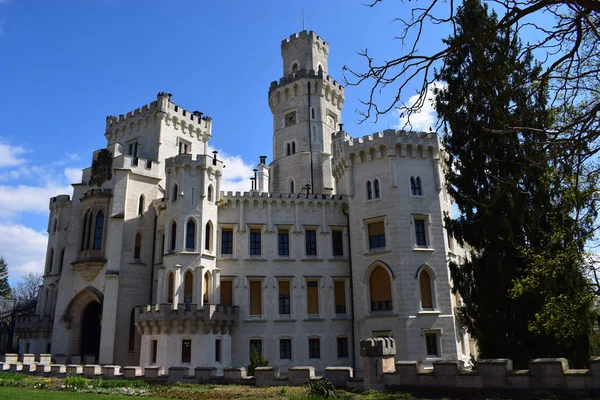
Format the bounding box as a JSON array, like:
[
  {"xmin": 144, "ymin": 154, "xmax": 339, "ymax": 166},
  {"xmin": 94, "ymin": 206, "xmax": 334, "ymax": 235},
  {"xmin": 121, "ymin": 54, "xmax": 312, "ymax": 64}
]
[{"xmin": 89, "ymin": 149, "xmax": 113, "ymax": 187}]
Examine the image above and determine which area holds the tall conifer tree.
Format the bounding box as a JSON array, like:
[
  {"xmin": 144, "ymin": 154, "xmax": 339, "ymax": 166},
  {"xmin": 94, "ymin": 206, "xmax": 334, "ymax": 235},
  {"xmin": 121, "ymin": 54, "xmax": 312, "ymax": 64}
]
[
  {"xmin": 435, "ymin": 0, "xmax": 596, "ymax": 367},
  {"xmin": 0, "ymin": 256, "xmax": 10, "ymax": 297}
]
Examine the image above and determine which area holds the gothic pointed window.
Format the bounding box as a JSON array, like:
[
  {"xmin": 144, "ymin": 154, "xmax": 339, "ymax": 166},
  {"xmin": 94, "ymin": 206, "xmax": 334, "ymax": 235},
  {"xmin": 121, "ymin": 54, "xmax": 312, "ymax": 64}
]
[
  {"xmin": 172, "ymin": 184, "xmax": 179, "ymax": 202},
  {"xmin": 286, "ymin": 143, "xmax": 291, "ymax": 156},
  {"xmin": 419, "ymin": 269, "xmax": 434, "ymax": 310},
  {"xmin": 93, "ymin": 211, "xmax": 104, "ymax": 249},
  {"xmin": 369, "ymin": 266, "xmax": 393, "ymax": 312},
  {"xmin": 170, "ymin": 221, "xmax": 177, "ymax": 252},
  {"xmin": 203, "ymin": 271, "xmax": 210, "ymax": 303},
  {"xmin": 292, "ymin": 63, "xmax": 298, "ymax": 75},
  {"xmin": 292, "ymin": 141, "xmax": 296, "ymax": 154},
  {"xmin": 290, "ymin": 180, "xmax": 295, "ymax": 194},
  {"xmin": 205, "ymin": 222, "xmax": 212, "ymax": 251},
  {"xmin": 374, "ymin": 179, "xmax": 381, "ymax": 198},
  {"xmin": 207, "ymin": 185, "xmax": 213, "ymax": 203},
  {"xmin": 138, "ymin": 195, "xmax": 145, "ymax": 216},
  {"xmin": 167, "ymin": 271, "xmax": 174, "ymax": 303},
  {"xmin": 411, "ymin": 176, "xmax": 422, "ymax": 196},
  {"xmin": 366, "ymin": 181, "xmax": 373, "ymax": 200},
  {"xmin": 186, "ymin": 220, "xmax": 196, "ymax": 251},
  {"xmin": 184, "ymin": 270, "xmax": 193, "ymax": 309},
  {"xmin": 58, "ymin": 248, "xmax": 65, "ymax": 274},
  {"xmin": 46, "ymin": 248, "xmax": 54, "ymax": 275}
]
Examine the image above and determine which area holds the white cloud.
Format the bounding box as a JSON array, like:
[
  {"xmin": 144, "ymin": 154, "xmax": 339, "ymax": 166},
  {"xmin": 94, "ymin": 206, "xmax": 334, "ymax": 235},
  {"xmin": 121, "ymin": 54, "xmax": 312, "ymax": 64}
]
[
  {"xmin": 0, "ymin": 141, "xmax": 27, "ymax": 167},
  {"xmin": 0, "ymin": 183, "xmax": 72, "ymax": 218},
  {"xmin": 396, "ymin": 82, "xmax": 446, "ymax": 132},
  {"xmin": 0, "ymin": 223, "xmax": 48, "ymax": 285},
  {"xmin": 208, "ymin": 146, "xmax": 255, "ymax": 193},
  {"xmin": 64, "ymin": 167, "xmax": 82, "ymax": 184}
]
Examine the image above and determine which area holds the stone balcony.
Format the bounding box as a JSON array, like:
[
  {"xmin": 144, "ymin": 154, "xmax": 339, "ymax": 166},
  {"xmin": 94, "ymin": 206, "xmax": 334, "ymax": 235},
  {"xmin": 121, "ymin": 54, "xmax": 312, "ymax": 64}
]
[
  {"xmin": 135, "ymin": 303, "xmax": 239, "ymax": 336},
  {"xmin": 72, "ymin": 249, "xmax": 106, "ymax": 281}
]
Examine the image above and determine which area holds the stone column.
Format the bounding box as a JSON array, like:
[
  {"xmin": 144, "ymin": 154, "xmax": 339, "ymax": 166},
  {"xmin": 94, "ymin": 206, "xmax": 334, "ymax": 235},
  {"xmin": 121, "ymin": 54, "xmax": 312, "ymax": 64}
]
[
  {"xmin": 156, "ymin": 267, "xmax": 166, "ymax": 304},
  {"xmin": 173, "ymin": 264, "xmax": 182, "ymax": 309},
  {"xmin": 212, "ymin": 269, "xmax": 221, "ymax": 304},
  {"xmin": 98, "ymin": 271, "xmax": 120, "ymax": 364},
  {"xmin": 387, "ymin": 149, "xmax": 397, "ymax": 188},
  {"xmin": 196, "ymin": 265, "xmax": 205, "ymax": 307},
  {"xmin": 215, "ymin": 171, "xmax": 222, "ymax": 202}
]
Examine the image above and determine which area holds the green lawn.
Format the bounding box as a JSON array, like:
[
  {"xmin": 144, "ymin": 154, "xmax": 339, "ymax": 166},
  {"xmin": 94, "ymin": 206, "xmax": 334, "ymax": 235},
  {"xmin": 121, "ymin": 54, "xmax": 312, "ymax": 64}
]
[{"xmin": 0, "ymin": 387, "xmax": 172, "ymax": 400}]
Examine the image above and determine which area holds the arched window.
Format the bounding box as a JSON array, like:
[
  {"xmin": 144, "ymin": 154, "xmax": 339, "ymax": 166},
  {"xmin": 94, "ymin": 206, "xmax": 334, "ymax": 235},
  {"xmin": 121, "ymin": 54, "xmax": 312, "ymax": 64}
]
[
  {"xmin": 46, "ymin": 248, "xmax": 54, "ymax": 275},
  {"xmin": 52, "ymin": 218, "xmax": 57, "ymax": 233},
  {"xmin": 366, "ymin": 181, "xmax": 373, "ymax": 200},
  {"xmin": 419, "ymin": 269, "xmax": 434, "ymax": 310},
  {"xmin": 167, "ymin": 272, "xmax": 174, "ymax": 303},
  {"xmin": 172, "ymin": 184, "xmax": 179, "ymax": 202},
  {"xmin": 286, "ymin": 143, "xmax": 291, "ymax": 156},
  {"xmin": 128, "ymin": 309, "xmax": 136, "ymax": 352},
  {"xmin": 411, "ymin": 176, "xmax": 422, "ymax": 196},
  {"xmin": 374, "ymin": 179, "xmax": 381, "ymax": 198},
  {"xmin": 318, "ymin": 64, "xmax": 323, "ymax": 73},
  {"xmin": 203, "ymin": 271, "xmax": 210, "ymax": 303},
  {"xmin": 184, "ymin": 271, "xmax": 193, "ymax": 306},
  {"xmin": 291, "ymin": 141, "xmax": 296, "ymax": 154},
  {"xmin": 170, "ymin": 221, "xmax": 177, "ymax": 252},
  {"xmin": 292, "ymin": 63, "xmax": 298, "ymax": 75},
  {"xmin": 207, "ymin": 185, "xmax": 213, "ymax": 203},
  {"xmin": 93, "ymin": 211, "xmax": 104, "ymax": 249},
  {"xmin": 186, "ymin": 220, "xmax": 196, "ymax": 251},
  {"xmin": 369, "ymin": 266, "xmax": 392, "ymax": 311},
  {"xmin": 290, "ymin": 179, "xmax": 295, "ymax": 194},
  {"xmin": 81, "ymin": 209, "xmax": 92, "ymax": 250},
  {"xmin": 311, "ymin": 107, "xmax": 315, "ymax": 119},
  {"xmin": 138, "ymin": 195, "xmax": 145, "ymax": 216},
  {"xmin": 205, "ymin": 222, "xmax": 212, "ymax": 251},
  {"xmin": 134, "ymin": 233, "xmax": 142, "ymax": 260},
  {"xmin": 58, "ymin": 248, "xmax": 65, "ymax": 274}
]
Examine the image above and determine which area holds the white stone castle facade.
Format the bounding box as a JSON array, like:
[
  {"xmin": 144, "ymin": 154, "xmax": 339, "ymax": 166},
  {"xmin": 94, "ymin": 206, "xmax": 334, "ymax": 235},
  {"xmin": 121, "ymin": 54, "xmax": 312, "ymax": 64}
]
[{"xmin": 18, "ymin": 31, "xmax": 472, "ymax": 373}]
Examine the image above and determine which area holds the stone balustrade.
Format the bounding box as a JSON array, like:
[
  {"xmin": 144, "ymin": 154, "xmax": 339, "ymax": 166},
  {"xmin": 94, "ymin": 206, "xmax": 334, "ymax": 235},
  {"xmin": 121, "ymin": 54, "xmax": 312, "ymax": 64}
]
[
  {"xmin": 2, "ymin": 353, "xmax": 599, "ymax": 397},
  {"xmin": 135, "ymin": 303, "xmax": 238, "ymax": 335}
]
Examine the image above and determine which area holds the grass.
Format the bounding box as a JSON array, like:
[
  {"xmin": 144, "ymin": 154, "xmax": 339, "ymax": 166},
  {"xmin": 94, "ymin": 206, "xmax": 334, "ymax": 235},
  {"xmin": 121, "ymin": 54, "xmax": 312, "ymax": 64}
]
[{"xmin": 0, "ymin": 387, "xmax": 171, "ymax": 400}]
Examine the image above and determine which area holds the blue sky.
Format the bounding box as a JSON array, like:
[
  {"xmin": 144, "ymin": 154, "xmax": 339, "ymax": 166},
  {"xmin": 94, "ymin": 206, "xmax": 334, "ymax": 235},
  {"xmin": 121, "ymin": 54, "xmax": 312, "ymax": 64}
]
[{"xmin": 0, "ymin": 0, "xmax": 454, "ymax": 285}]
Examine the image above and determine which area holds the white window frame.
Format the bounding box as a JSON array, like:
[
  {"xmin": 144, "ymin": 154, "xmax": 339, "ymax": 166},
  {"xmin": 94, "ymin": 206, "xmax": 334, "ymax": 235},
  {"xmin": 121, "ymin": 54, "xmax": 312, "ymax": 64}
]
[
  {"xmin": 422, "ymin": 329, "xmax": 442, "ymax": 359},
  {"xmin": 305, "ymin": 277, "xmax": 321, "ymax": 318},
  {"xmin": 411, "ymin": 214, "xmax": 432, "ymax": 250},
  {"xmin": 247, "ymin": 277, "xmax": 264, "ymax": 319},
  {"xmin": 218, "ymin": 224, "xmax": 236, "ymax": 258},
  {"xmin": 364, "ymin": 216, "xmax": 389, "ymax": 254}
]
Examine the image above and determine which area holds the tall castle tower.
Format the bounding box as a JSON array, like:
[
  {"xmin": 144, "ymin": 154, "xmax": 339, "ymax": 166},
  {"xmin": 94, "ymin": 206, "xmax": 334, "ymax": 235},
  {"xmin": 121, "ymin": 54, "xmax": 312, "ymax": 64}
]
[{"xmin": 268, "ymin": 31, "xmax": 345, "ymax": 194}]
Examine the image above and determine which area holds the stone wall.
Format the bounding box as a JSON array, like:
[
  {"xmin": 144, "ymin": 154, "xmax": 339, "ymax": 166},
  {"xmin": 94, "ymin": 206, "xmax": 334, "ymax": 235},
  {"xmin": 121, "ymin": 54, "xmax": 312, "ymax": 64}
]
[{"xmin": 3, "ymin": 353, "xmax": 599, "ymax": 397}]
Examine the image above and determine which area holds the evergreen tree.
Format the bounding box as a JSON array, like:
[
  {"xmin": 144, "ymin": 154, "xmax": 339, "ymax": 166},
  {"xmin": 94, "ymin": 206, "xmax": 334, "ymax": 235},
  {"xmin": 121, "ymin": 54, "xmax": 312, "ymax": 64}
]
[
  {"xmin": 0, "ymin": 256, "xmax": 10, "ymax": 297},
  {"xmin": 435, "ymin": 0, "xmax": 596, "ymax": 367}
]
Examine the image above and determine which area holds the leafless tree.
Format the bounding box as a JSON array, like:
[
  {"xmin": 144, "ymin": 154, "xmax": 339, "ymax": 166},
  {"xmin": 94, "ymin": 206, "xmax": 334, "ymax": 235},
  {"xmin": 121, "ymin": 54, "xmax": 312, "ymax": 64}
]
[{"xmin": 11, "ymin": 272, "xmax": 42, "ymax": 303}]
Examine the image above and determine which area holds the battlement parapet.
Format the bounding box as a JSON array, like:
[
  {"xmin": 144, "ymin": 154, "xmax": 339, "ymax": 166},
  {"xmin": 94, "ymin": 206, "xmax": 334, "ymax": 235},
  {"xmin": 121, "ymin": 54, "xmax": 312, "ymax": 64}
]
[
  {"xmin": 221, "ymin": 191, "xmax": 344, "ymax": 203},
  {"xmin": 281, "ymin": 30, "xmax": 329, "ymax": 53},
  {"xmin": 112, "ymin": 154, "xmax": 161, "ymax": 178},
  {"xmin": 80, "ymin": 188, "xmax": 112, "ymax": 201},
  {"xmin": 49, "ymin": 195, "xmax": 71, "ymax": 208},
  {"xmin": 269, "ymin": 68, "xmax": 344, "ymax": 94},
  {"xmin": 135, "ymin": 303, "xmax": 238, "ymax": 335},
  {"xmin": 105, "ymin": 93, "xmax": 212, "ymax": 142},
  {"xmin": 165, "ymin": 153, "xmax": 224, "ymax": 172}
]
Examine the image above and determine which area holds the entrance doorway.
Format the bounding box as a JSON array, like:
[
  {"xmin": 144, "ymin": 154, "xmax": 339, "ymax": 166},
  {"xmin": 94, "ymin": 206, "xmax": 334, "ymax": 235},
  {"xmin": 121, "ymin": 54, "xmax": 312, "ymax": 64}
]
[{"xmin": 80, "ymin": 301, "xmax": 101, "ymax": 360}]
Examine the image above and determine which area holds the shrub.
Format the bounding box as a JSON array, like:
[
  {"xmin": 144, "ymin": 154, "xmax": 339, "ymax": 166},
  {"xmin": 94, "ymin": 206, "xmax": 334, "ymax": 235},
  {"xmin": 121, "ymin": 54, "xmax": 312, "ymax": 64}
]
[
  {"xmin": 63, "ymin": 375, "xmax": 88, "ymax": 390},
  {"xmin": 247, "ymin": 347, "xmax": 268, "ymax": 376},
  {"xmin": 308, "ymin": 378, "xmax": 337, "ymax": 398},
  {"xmin": 0, "ymin": 372, "xmax": 26, "ymax": 381}
]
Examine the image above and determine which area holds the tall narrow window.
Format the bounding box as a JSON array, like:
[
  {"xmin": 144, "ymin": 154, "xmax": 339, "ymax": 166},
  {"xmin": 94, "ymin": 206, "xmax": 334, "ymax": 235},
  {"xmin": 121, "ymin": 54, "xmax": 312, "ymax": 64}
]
[
  {"xmin": 249, "ymin": 280, "xmax": 262, "ymax": 316},
  {"xmin": 205, "ymin": 222, "xmax": 212, "ymax": 251},
  {"xmin": 46, "ymin": 248, "xmax": 54, "ymax": 275},
  {"xmin": 292, "ymin": 63, "xmax": 298, "ymax": 75},
  {"xmin": 337, "ymin": 337, "xmax": 349, "ymax": 358},
  {"xmin": 411, "ymin": 176, "xmax": 422, "ymax": 196},
  {"xmin": 80, "ymin": 210, "xmax": 89, "ymax": 250},
  {"xmin": 414, "ymin": 218, "xmax": 427, "ymax": 246},
  {"xmin": 185, "ymin": 220, "xmax": 195, "ymax": 251},
  {"xmin": 220, "ymin": 279, "xmax": 233, "ymax": 305},
  {"xmin": 203, "ymin": 272, "xmax": 210, "ymax": 303},
  {"xmin": 332, "ymin": 230, "xmax": 343, "ymax": 256},
  {"xmin": 207, "ymin": 185, "xmax": 213, "ymax": 202},
  {"xmin": 291, "ymin": 141, "xmax": 296, "ymax": 154},
  {"xmin": 85, "ymin": 210, "xmax": 93, "ymax": 249},
  {"xmin": 151, "ymin": 340, "xmax": 158, "ymax": 363},
  {"xmin": 278, "ymin": 280, "xmax": 290, "ymax": 315},
  {"xmin": 221, "ymin": 228, "xmax": 233, "ymax": 255},
  {"xmin": 374, "ymin": 179, "xmax": 380, "ymax": 198},
  {"xmin": 184, "ymin": 270, "xmax": 193, "ymax": 309},
  {"xmin": 172, "ymin": 184, "xmax": 179, "ymax": 202},
  {"xmin": 170, "ymin": 221, "xmax": 177, "ymax": 251},
  {"xmin": 370, "ymin": 266, "xmax": 393, "ymax": 311},
  {"xmin": 307, "ymin": 281, "xmax": 319, "ymax": 315},
  {"xmin": 280, "ymin": 339, "xmax": 292, "ymax": 360},
  {"xmin": 215, "ymin": 339, "xmax": 222, "ymax": 362},
  {"xmin": 290, "ymin": 180, "xmax": 295, "ymax": 193},
  {"xmin": 128, "ymin": 309, "xmax": 136, "ymax": 352},
  {"xmin": 419, "ymin": 270, "xmax": 434, "ymax": 309},
  {"xmin": 93, "ymin": 211, "xmax": 104, "ymax": 249},
  {"xmin": 167, "ymin": 272, "xmax": 174, "ymax": 303},
  {"xmin": 181, "ymin": 340, "xmax": 191, "ymax": 363},
  {"xmin": 278, "ymin": 229, "xmax": 289, "ymax": 256},
  {"xmin": 366, "ymin": 181, "xmax": 373, "ymax": 200},
  {"xmin": 52, "ymin": 218, "xmax": 57, "ymax": 233},
  {"xmin": 58, "ymin": 248, "xmax": 65, "ymax": 274},
  {"xmin": 334, "ymin": 280, "xmax": 346, "ymax": 314},
  {"xmin": 368, "ymin": 221, "xmax": 386, "ymax": 250},
  {"xmin": 286, "ymin": 143, "xmax": 291, "ymax": 156},
  {"xmin": 425, "ymin": 333, "xmax": 439, "ymax": 357},
  {"xmin": 134, "ymin": 233, "xmax": 142, "ymax": 260},
  {"xmin": 250, "ymin": 229, "xmax": 261, "ymax": 256},
  {"xmin": 138, "ymin": 195, "xmax": 145, "ymax": 216},
  {"xmin": 305, "ymin": 229, "xmax": 317, "ymax": 256},
  {"xmin": 309, "ymin": 338, "xmax": 320, "ymax": 359}
]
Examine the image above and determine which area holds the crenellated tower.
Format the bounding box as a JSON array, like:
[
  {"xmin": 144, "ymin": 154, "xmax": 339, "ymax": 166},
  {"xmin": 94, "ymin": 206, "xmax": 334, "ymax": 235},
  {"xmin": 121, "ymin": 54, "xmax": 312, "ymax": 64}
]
[{"xmin": 268, "ymin": 31, "xmax": 345, "ymax": 194}]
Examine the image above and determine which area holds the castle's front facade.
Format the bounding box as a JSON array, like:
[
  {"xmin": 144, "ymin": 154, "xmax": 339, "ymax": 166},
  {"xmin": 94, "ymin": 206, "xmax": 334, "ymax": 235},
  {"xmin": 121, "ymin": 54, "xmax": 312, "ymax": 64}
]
[{"xmin": 17, "ymin": 31, "xmax": 472, "ymax": 374}]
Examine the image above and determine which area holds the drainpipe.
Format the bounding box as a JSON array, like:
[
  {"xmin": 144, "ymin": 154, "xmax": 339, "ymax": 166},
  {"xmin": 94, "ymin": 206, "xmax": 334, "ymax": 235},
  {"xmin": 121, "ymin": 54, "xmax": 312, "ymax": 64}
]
[
  {"xmin": 342, "ymin": 204, "xmax": 357, "ymax": 370},
  {"xmin": 307, "ymin": 82, "xmax": 314, "ymax": 194}
]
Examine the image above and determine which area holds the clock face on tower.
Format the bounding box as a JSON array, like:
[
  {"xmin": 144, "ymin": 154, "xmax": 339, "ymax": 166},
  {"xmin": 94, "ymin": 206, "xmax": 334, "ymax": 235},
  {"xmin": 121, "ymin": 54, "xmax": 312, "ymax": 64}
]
[{"xmin": 285, "ymin": 111, "xmax": 297, "ymax": 127}]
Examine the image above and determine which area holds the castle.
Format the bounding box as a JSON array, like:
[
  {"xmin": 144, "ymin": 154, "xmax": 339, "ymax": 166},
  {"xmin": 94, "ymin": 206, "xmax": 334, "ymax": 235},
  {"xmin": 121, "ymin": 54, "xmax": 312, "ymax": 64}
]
[{"xmin": 17, "ymin": 31, "xmax": 472, "ymax": 374}]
